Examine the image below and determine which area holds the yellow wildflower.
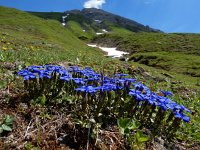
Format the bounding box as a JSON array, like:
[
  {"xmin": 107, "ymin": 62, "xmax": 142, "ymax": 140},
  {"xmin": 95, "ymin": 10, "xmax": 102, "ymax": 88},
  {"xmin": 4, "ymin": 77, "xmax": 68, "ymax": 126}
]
[
  {"xmin": 131, "ymin": 65, "xmax": 135, "ymax": 69},
  {"xmin": 2, "ymin": 47, "xmax": 8, "ymax": 51},
  {"xmin": 30, "ymin": 46, "xmax": 34, "ymax": 50}
]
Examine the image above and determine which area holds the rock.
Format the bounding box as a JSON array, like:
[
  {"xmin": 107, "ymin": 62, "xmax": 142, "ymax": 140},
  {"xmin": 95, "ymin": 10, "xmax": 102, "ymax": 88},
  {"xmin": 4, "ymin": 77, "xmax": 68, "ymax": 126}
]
[
  {"xmin": 95, "ymin": 139, "xmax": 109, "ymax": 150},
  {"xmin": 187, "ymin": 142, "xmax": 200, "ymax": 150},
  {"xmin": 1, "ymin": 61, "xmax": 25, "ymax": 71},
  {"xmin": 128, "ymin": 56, "xmax": 136, "ymax": 61},
  {"xmin": 153, "ymin": 77, "xmax": 167, "ymax": 82},
  {"xmin": 152, "ymin": 137, "xmax": 167, "ymax": 150},
  {"xmin": 155, "ymin": 137, "xmax": 165, "ymax": 146},
  {"xmin": 19, "ymin": 103, "xmax": 28, "ymax": 110},
  {"xmin": 164, "ymin": 142, "xmax": 186, "ymax": 150},
  {"xmin": 58, "ymin": 62, "xmax": 75, "ymax": 67},
  {"xmin": 119, "ymin": 57, "xmax": 126, "ymax": 61},
  {"xmin": 2, "ymin": 62, "xmax": 15, "ymax": 70}
]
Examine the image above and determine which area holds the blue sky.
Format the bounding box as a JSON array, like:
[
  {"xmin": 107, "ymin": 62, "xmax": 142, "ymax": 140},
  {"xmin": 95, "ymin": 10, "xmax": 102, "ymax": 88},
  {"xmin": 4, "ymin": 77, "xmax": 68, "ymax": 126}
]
[{"xmin": 0, "ymin": 0, "xmax": 200, "ymax": 33}]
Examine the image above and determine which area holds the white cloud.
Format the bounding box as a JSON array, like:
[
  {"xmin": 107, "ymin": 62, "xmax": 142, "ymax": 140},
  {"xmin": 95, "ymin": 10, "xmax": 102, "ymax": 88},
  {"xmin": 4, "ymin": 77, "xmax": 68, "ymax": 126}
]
[{"xmin": 83, "ymin": 0, "xmax": 106, "ymax": 9}]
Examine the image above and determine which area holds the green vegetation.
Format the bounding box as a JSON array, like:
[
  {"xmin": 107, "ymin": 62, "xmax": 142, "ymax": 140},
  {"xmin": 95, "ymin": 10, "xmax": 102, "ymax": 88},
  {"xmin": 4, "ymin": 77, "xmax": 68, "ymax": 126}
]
[
  {"xmin": 93, "ymin": 32, "xmax": 200, "ymax": 87},
  {"xmin": 28, "ymin": 11, "xmax": 64, "ymax": 22},
  {"xmin": 29, "ymin": 10, "xmax": 134, "ymax": 41},
  {"xmin": 130, "ymin": 52, "xmax": 200, "ymax": 76},
  {"xmin": 0, "ymin": 115, "xmax": 14, "ymax": 135},
  {"xmin": 0, "ymin": 6, "xmax": 107, "ymax": 66},
  {"xmin": 0, "ymin": 6, "xmax": 200, "ymax": 149},
  {"xmin": 67, "ymin": 21, "xmax": 96, "ymax": 41},
  {"xmin": 118, "ymin": 118, "xmax": 149, "ymax": 150},
  {"xmin": 94, "ymin": 32, "xmax": 200, "ymax": 55}
]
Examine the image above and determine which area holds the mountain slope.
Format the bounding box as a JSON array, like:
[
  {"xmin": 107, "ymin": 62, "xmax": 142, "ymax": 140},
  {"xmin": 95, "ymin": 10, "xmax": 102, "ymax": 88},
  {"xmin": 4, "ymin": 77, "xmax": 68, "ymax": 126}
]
[
  {"xmin": 28, "ymin": 8, "xmax": 200, "ymax": 79},
  {"xmin": 92, "ymin": 32, "xmax": 200, "ymax": 78},
  {"xmin": 64, "ymin": 8, "xmax": 161, "ymax": 33},
  {"xmin": 0, "ymin": 6, "xmax": 106, "ymax": 65},
  {"xmin": 29, "ymin": 8, "xmax": 161, "ymax": 41},
  {"xmin": 17, "ymin": 7, "xmax": 200, "ymax": 79},
  {"xmin": 28, "ymin": 12, "xmax": 64, "ymax": 22}
]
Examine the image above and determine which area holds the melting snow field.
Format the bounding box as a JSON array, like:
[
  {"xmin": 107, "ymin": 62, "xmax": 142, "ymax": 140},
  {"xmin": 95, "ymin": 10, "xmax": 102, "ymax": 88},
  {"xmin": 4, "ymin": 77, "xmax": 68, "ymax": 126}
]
[
  {"xmin": 87, "ymin": 44, "xmax": 129, "ymax": 58},
  {"xmin": 96, "ymin": 32, "xmax": 103, "ymax": 35},
  {"xmin": 62, "ymin": 15, "xmax": 69, "ymax": 26},
  {"xmin": 102, "ymin": 29, "xmax": 108, "ymax": 33},
  {"xmin": 95, "ymin": 29, "xmax": 108, "ymax": 35}
]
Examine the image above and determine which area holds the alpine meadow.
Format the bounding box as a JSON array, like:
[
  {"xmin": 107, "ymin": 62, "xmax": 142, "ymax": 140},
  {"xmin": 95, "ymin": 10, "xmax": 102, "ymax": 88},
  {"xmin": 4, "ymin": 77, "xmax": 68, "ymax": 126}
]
[{"xmin": 0, "ymin": 4, "xmax": 200, "ymax": 150}]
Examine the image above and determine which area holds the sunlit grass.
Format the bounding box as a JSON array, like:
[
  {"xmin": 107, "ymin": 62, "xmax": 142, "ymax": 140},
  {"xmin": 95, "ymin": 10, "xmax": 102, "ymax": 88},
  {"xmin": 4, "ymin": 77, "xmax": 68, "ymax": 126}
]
[{"xmin": 0, "ymin": 6, "xmax": 199, "ymax": 145}]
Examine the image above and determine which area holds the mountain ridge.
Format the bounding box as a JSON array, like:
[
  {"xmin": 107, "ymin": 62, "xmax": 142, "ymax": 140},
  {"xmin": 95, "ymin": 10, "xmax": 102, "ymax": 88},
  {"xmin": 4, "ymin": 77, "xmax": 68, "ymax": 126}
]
[
  {"xmin": 65, "ymin": 8, "xmax": 162, "ymax": 33},
  {"xmin": 29, "ymin": 8, "xmax": 161, "ymax": 34}
]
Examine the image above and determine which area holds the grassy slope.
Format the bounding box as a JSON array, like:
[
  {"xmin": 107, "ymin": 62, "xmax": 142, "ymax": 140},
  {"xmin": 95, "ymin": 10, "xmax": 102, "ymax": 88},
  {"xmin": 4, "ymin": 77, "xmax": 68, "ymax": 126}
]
[
  {"xmin": 67, "ymin": 21, "xmax": 96, "ymax": 41},
  {"xmin": 92, "ymin": 32, "xmax": 200, "ymax": 88},
  {"xmin": 28, "ymin": 12, "xmax": 64, "ymax": 22},
  {"xmin": 0, "ymin": 6, "xmax": 108, "ymax": 66},
  {"xmin": 29, "ymin": 11, "xmax": 102, "ymax": 41},
  {"xmin": 0, "ymin": 6, "xmax": 199, "ymax": 146},
  {"xmin": 29, "ymin": 11, "xmax": 132, "ymax": 41},
  {"xmin": 93, "ymin": 32, "xmax": 200, "ymax": 55}
]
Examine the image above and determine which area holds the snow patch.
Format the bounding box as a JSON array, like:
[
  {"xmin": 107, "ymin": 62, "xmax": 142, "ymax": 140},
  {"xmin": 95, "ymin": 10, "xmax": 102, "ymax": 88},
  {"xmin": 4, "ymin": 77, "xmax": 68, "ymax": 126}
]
[
  {"xmin": 99, "ymin": 47, "xmax": 129, "ymax": 58},
  {"xmin": 96, "ymin": 32, "xmax": 103, "ymax": 35},
  {"xmin": 87, "ymin": 44, "xmax": 129, "ymax": 58},
  {"xmin": 62, "ymin": 14, "xmax": 69, "ymax": 26},
  {"xmin": 102, "ymin": 29, "xmax": 108, "ymax": 32},
  {"xmin": 94, "ymin": 19, "xmax": 102, "ymax": 23},
  {"xmin": 96, "ymin": 29, "xmax": 108, "ymax": 35},
  {"xmin": 87, "ymin": 44, "xmax": 97, "ymax": 47}
]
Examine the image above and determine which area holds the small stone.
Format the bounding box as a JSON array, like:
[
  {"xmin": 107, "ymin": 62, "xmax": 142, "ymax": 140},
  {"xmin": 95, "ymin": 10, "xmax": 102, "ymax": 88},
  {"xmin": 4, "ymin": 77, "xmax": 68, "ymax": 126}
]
[{"xmin": 119, "ymin": 57, "xmax": 126, "ymax": 61}]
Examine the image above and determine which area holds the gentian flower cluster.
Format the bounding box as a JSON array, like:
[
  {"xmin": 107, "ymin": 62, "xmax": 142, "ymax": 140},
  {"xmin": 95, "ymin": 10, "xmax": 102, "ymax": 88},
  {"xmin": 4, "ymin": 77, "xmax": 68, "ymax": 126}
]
[
  {"xmin": 17, "ymin": 65, "xmax": 191, "ymax": 138},
  {"xmin": 129, "ymin": 82, "xmax": 191, "ymax": 137}
]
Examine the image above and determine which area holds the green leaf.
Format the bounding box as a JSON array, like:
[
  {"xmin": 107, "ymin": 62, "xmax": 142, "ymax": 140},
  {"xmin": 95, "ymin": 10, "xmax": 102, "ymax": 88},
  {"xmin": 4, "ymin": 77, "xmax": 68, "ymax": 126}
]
[
  {"xmin": 0, "ymin": 81, "xmax": 7, "ymax": 89},
  {"xmin": 120, "ymin": 128, "xmax": 125, "ymax": 135},
  {"xmin": 124, "ymin": 128, "xmax": 130, "ymax": 134},
  {"xmin": 128, "ymin": 120, "xmax": 137, "ymax": 130},
  {"xmin": 0, "ymin": 53, "xmax": 5, "ymax": 61},
  {"xmin": 118, "ymin": 118, "xmax": 130, "ymax": 129},
  {"xmin": 40, "ymin": 94, "xmax": 46, "ymax": 106},
  {"xmin": 138, "ymin": 136, "xmax": 149, "ymax": 143},
  {"xmin": 89, "ymin": 118, "xmax": 96, "ymax": 123},
  {"xmin": 2, "ymin": 124, "xmax": 12, "ymax": 132},
  {"xmin": 136, "ymin": 131, "xmax": 149, "ymax": 143},
  {"xmin": 0, "ymin": 126, "xmax": 3, "ymax": 134},
  {"xmin": 136, "ymin": 131, "xmax": 141, "ymax": 140},
  {"xmin": 4, "ymin": 115, "xmax": 14, "ymax": 126}
]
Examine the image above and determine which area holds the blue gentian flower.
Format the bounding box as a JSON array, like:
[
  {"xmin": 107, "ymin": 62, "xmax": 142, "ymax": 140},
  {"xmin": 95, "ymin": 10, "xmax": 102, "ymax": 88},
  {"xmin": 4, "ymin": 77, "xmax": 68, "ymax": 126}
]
[
  {"xmin": 23, "ymin": 75, "xmax": 30, "ymax": 80},
  {"xmin": 60, "ymin": 76, "xmax": 71, "ymax": 82},
  {"xmin": 159, "ymin": 90, "xmax": 173, "ymax": 97},
  {"xmin": 17, "ymin": 64, "xmax": 192, "ymax": 126},
  {"xmin": 174, "ymin": 112, "xmax": 190, "ymax": 122},
  {"xmin": 158, "ymin": 103, "xmax": 167, "ymax": 111},
  {"xmin": 76, "ymin": 86, "xmax": 98, "ymax": 94},
  {"xmin": 181, "ymin": 114, "xmax": 190, "ymax": 123},
  {"xmin": 134, "ymin": 82, "xmax": 144, "ymax": 91},
  {"xmin": 72, "ymin": 78, "xmax": 85, "ymax": 85}
]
